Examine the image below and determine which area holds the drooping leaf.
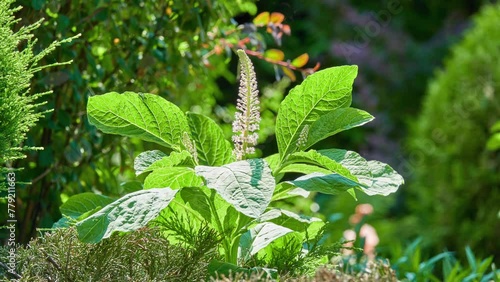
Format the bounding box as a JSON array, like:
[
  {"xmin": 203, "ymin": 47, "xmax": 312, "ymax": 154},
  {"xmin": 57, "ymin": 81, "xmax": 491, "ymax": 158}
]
[
  {"xmin": 195, "ymin": 159, "xmax": 275, "ymax": 218},
  {"xmin": 60, "ymin": 193, "xmax": 114, "ymax": 218},
  {"xmin": 288, "ymin": 172, "xmax": 362, "ymax": 195},
  {"xmin": 87, "ymin": 92, "xmax": 189, "ymax": 150},
  {"xmin": 284, "ymin": 150, "xmax": 357, "ymax": 181},
  {"xmin": 264, "ymin": 49, "xmax": 285, "ymax": 61},
  {"xmin": 187, "ymin": 112, "xmax": 233, "ymax": 166},
  {"xmin": 271, "ymin": 182, "xmax": 310, "ymax": 202},
  {"xmin": 281, "ymin": 66, "xmax": 296, "ymax": 81},
  {"xmin": 259, "ymin": 209, "xmax": 323, "ymax": 235},
  {"xmin": 276, "ymin": 66, "xmax": 358, "ymax": 161},
  {"xmin": 238, "ymin": 222, "xmax": 293, "ymax": 262},
  {"xmin": 134, "ymin": 150, "xmax": 167, "ymax": 176},
  {"xmin": 253, "ymin": 12, "xmax": 269, "ymax": 26},
  {"xmin": 144, "ymin": 167, "xmax": 202, "ymax": 189},
  {"xmin": 76, "ymin": 188, "xmax": 178, "ymax": 243},
  {"xmin": 305, "ymin": 108, "xmax": 374, "ymax": 149},
  {"xmin": 318, "ymin": 149, "xmax": 403, "ymax": 196},
  {"xmin": 291, "ymin": 53, "xmax": 309, "ymax": 68}
]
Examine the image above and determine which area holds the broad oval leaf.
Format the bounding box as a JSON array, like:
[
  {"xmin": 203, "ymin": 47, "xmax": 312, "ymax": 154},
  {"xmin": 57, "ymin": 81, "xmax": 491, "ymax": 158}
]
[
  {"xmin": 144, "ymin": 167, "xmax": 203, "ymax": 189},
  {"xmin": 195, "ymin": 159, "xmax": 275, "ymax": 218},
  {"xmin": 318, "ymin": 149, "xmax": 404, "ymax": 196},
  {"xmin": 187, "ymin": 112, "xmax": 234, "ymax": 166},
  {"xmin": 276, "ymin": 66, "xmax": 358, "ymax": 161},
  {"xmin": 87, "ymin": 92, "xmax": 189, "ymax": 150},
  {"xmin": 305, "ymin": 108, "xmax": 374, "ymax": 149},
  {"xmin": 238, "ymin": 222, "xmax": 293, "ymax": 262},
  {"xmin": 76, "ymin": 188, "xmax": 178, "ymax": 243}
]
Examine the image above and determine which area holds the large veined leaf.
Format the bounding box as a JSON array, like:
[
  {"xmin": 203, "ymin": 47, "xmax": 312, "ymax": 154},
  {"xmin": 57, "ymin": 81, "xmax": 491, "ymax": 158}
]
[
  {"xmin": 144, "ymin": 167, "xmax": 203, "ymax": 189},
  {"xmin": 318, "ymin": 149, "xmax": 404, "ymax": 196},
  {"xmin": 238, "ymin": 222, "xmax": 293, "ymax": 262},
  {"xmin": 87, "ymin": 92, "xmax": 189, "ymax": 150},
  {"xmin": 195, "ymin": 159, "xmax": 275, "ymax": 218},
  {"xmin": 186, "ymin": 112, "xmax": 234, "ymax": 166},
  {"xmin": 76, "ymin": 188, "xmax": 178, "ymax": 243},
  {"xmin": 288, "ymin": 172, "xmax": 363, "ymax": 195},
  {"xmin": 305, "ymin": 108, "xmax": 374, "ymax": 149},
  {"xmin": 134, "ymin": 150, "xmax": 167, "ymax": 176},
  {"xmin": 60, "ymin": 193, "xmax": 114, "ymax": 218},
  {"xmin": 276, "ymin": 66, "xmax": 358, "ymax": 161}
]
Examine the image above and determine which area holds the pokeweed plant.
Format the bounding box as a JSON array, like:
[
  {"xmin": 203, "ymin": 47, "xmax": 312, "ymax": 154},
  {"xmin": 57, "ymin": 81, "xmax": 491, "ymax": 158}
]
[{"xmin": 59, "ymin": 50, "xmax": 403, "ymax": 278}]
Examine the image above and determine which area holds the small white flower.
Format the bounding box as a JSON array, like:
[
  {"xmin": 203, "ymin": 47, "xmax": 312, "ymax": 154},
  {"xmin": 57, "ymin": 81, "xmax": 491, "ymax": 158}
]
[{"xmin": 232, "ymin": 50, "xmax": 261, "ymax": 160}]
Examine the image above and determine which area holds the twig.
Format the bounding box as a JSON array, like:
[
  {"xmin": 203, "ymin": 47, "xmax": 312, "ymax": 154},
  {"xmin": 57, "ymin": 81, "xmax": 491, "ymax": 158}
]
[{"xmin": 0, "ymin": 261, "xmax": 22, "ymax": 279}]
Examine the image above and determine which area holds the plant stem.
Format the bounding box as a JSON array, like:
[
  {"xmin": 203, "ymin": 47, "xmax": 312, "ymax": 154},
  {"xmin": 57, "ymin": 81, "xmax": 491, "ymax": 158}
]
[{"xmin": 207, "ymin": 190, "xmax": 235, "ymax": 264}]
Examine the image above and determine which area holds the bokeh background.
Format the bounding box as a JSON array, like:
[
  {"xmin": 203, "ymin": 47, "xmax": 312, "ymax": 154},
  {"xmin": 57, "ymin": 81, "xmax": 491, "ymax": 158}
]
[{"xmin": 2, "ymin": 0, "xmax": 499, "ymax": 269}]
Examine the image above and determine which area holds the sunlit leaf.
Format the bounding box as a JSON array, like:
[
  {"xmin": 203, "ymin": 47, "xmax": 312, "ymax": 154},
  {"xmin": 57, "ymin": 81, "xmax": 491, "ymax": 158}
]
[
  {"xmin": 253, "ymin": 12, "xmax": 269, "ymax": 26},
  {"xmin": 281, "ymin": 66, "xmax": 296, "ymax": 81},
  {"xmin": 269, "ymin": 12, "xmax": 285, "ymax": 24},
  {"xmin": 291, "ymin": 53, "xmax": 309, "ymax": 68},
  {"xmin": 264, "ymin": 49, "xmax": 285, "ymax": 61}
]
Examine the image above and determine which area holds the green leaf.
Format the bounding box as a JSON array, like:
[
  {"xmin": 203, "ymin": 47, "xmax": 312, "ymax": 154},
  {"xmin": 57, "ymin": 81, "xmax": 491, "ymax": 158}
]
[
  {"xmin": 271, "ymin": 182, "xmax": 310, "ymax": 202},
  {"xmin": 187, "ymin": 112, "xmax": 234, "ymax": 166},
  {"xmin": 60, "ymin": 193, "xmax": 113, "ymax": 218},
  {"xmin": 76, "ymin": 188, "xmax": 178, "ymax": 243},
  {"xmin": 276, "ymin": 66, "xmax": 358, "ymax": 161},
  {"xmin": 253, "ymin": 12, "xmax": 270, "ymax": 26},
  {"xmin": 319, "ymin": 149, "xmax": 404, "ymax": 196},
  {"xmin": 278, "ymin": 163, "xmax": 331, "ymax": 175},
  {"xmin": 134, "ymin": 150, "xmax": 167, "ymax": 176},
  {"xmin": 259, "ymin": 209, "xmax": 323, "ymax": 235},
  {"xmin": 305, "ymin": 108, "xmax": 374, "ymax": 149},
  {"xmin": 195, "ymin": 159, "xmax": 275, "ymax": 218},
  {"xmin": 486, "ymin": 132, "xmax": 500, "ymax": 151},
  {"xmin": 288, "ymin": 172, "xmax": 362, "ymax": 195},
  {"xmin": 263, "ymin": 49, "xmax": 285, "ymax": 61},
  {"xmin": 144, "ymin": 167, "xmax": 203, "ymax": 189},
  {"xmin": 207, "ymin": 260, "xmax": 277, "ymax": 280},
  {"xmin": 144, "ymin": 151, "xmax": 195, "ymax": 174},
  {"xmin": 238, "ymin": 222, "xmax": 293, "ymax": 262},
  {"xmin": 87, "ymin": 92, "xmax": 189, "ymax": 150},
  {"xmin": 291, "ymin": 53, "xmax": 309, "ymax": 68},
  {"xmin": 283, "ymin": 150, "xmax": 357, "ymax": 180}
]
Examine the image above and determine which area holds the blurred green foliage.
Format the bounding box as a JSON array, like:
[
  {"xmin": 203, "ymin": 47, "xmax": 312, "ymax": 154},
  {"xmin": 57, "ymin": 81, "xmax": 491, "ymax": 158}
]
[{"xmin": 406, "ymin": 3, "xmax": 500, "ymax": 261}]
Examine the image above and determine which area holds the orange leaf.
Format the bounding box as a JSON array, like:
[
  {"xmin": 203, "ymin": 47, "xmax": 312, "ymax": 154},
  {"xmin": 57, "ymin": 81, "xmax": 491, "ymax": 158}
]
[
  {"xmin": 291, "ymin": 53, "xmax": 309, "ymax": 68},
  {"xmin": 270, "ymin": 12, "xmax": 285, "ymax": 24},
  {"xmin": 282, "ymin": 66, "xmax": 296, "ymax": 81},
  {"xmin": 282, "ymin": 24, "xmax": 291, "ymax": 35},
  {"xmin": 264, "ymin": 49, "xmax": 285, "ymax": 61},
  {"xmin": 253, "ymin": 12, "xmax": 270, "ymax": 26}
]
